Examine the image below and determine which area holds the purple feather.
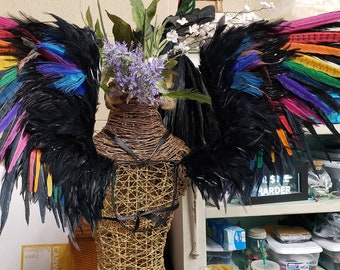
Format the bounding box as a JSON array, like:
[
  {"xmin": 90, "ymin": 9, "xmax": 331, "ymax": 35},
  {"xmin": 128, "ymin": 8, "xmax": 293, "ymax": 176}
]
[
  {"xmin": 0, "ymin": 113, "xmax": 24, "ymax": 160},
  {"xmin": 276, "ymin": 74, "xmax": 332, "ymax": 114},
  {"xmin": 0, "ymin": 103, "xmax": 20, "ymax": 133}
]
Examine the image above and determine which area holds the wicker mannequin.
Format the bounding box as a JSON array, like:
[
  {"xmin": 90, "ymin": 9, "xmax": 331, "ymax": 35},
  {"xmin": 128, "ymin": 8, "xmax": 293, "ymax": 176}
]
[{"xmin": 93, "ymin": 99, "xmax": 189, "ymax": 270}]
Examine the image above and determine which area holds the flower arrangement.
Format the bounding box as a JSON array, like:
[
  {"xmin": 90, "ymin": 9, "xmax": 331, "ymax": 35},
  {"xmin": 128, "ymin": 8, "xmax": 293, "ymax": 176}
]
[
  {"xmin": 103, "ymin": 41, "xmax": 166, "ymax": 104},
  {"xmin": 84, "ymin": 0, "xmax": 275, "ymax": 106},
  {"xmin": 85, "ymin": 0, "xmax": 210, "ymax": 106},
  {"xmin": 165, "ymin": 1, "xmax": 276, "ymax": 54}
]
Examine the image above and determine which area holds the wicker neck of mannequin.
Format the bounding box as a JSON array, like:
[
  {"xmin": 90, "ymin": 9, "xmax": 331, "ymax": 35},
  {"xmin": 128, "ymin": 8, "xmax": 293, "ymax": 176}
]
[{"xmin": 106, "ymin": 100, "xmax": 165, "ymax": 139}]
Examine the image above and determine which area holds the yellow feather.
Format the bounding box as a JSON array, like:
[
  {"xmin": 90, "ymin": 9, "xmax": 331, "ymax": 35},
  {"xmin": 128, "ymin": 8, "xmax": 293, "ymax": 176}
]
[
  {"xmin": 271, "ymin": 148, "xmax": 276, "ymax": 163},
  {"xmin": 47, "ymin": 171, "xmax": 53, "ymax": 197},
  {"xmin": 293, "ymin": 54, "xmax": 340, "ymax": 78},
  {"xmin": 33, "ymin": 150, "xmax": 41, "ymax": 193},
  {"xmin": 0, "ymin": 56, "xmax": 17, "ymax": 70}
]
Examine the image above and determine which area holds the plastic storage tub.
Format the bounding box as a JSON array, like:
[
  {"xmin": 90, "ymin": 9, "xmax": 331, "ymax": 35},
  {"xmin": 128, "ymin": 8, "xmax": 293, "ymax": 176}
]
[
  {"xmin": 267, "ymin": 236, "xmax": 322, "ymax": 270},
  {"xmin": 206, "ymin": 237, "xmax": 232, "ymax": 265},
  {"xmin": 312, "ymin": 236, "xmax": 340, "ymax": 270}
]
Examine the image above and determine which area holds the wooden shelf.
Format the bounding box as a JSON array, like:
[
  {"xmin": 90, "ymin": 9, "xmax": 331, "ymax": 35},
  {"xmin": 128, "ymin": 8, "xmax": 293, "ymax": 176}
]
[
  {"xmin": 305, "ymin": 123, "xmax": 340, "ymax": 135},
  {"xmin": 205, "ymin": 198, "xmax": 340, "ymax": 218}
]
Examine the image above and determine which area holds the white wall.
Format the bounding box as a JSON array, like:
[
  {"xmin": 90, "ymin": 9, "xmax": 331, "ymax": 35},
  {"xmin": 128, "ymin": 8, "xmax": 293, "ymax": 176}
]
[{"xmin": 0, "ymin": 1, "xmax": 338, "ymax": 269}]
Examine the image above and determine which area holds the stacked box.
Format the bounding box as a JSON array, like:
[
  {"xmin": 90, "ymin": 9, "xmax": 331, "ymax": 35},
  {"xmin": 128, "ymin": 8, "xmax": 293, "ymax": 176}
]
[
  {"xmin": 313, "ymin": 236, "xmax": 340, "ymax": 270},
  {"xmin": 267, "ymin": 236, "xmax": 322, "ymax": 270},
  {"xmin": 206, "ymin": 219, "xmax": 246, "ymax": 251}
]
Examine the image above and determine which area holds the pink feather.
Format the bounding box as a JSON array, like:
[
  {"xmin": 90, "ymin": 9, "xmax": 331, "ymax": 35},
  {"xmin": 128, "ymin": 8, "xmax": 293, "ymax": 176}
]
[
  {"xmin": 7, "ymin": 130, "xmax": 29, "ymax": 173},
  {"xmin": 275, "ymin": 11, "xmax": 340, "ymax": 34},
  {"xmin": 281, "ymin": 97, "xmax": 325, "ymax": 124},
  {"xmin": 0, "ymin": 114, "xmax": 24, "ymax": 159},
  {"xmin": 0, "ymin": 16, "xmax": 18, "ymax": 29}
]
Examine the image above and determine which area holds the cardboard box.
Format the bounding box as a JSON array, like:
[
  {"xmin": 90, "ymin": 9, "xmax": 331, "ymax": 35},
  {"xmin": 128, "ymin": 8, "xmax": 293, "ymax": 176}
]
[{"xmin": 206, "ymin": 219, "xmax": 246, "ymax": 251}]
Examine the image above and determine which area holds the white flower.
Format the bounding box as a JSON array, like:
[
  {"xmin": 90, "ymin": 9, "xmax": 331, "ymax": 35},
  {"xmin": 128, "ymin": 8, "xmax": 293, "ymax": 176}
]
[
  {"xmin": 166, "ymin": 30, "xmax": 178, "ymax": 43},
  {"xmin": 173, "ymin": 42, "xmax": 190, "ymax": 53},
  {"xmin": 260, "ymin": 2, "xmax": 275, "ymax": 10},
  {"xmin": 176, "ymin": 17, "xmax": 189, "ymax": 25},
  {"xmin": 242, "ymin": 5, "xmax": 251, "ymax": 12},
  {"xmin": 189, "ymin": 24, "xmax": 200, "ymax": 36}
]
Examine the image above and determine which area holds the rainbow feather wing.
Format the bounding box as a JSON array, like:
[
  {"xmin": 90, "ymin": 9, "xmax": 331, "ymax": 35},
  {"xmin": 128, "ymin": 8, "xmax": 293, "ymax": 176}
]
[
  {"xmin": 0, "ymin": 15, "xmax": 114, "ymax": 238},
  {"xmin": 182, "ymin": 11, "xmax": 340, "ymax": 206}
]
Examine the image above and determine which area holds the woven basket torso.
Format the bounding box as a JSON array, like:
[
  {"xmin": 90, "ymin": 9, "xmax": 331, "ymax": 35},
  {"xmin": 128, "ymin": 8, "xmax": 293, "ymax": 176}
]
[{"xmin": 93, "ymin": 101, "xmax": 189, "ymax": 270}]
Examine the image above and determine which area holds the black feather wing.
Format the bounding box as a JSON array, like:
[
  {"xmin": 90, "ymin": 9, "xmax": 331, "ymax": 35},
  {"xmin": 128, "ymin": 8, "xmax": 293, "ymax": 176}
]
[
  {"xmin": 0, "ymin": 14, "xmax": 114, "ymax": 239},
  {"xmin": 182, "ymin": 12, "xmax": 340, "ymax": 205}
]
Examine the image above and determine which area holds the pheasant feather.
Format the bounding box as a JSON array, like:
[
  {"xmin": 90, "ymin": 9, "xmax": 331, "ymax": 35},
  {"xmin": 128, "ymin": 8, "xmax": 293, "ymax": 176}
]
[
  {"xmin": 275, "ymin": 11, "xmax": 340, "ymax": 34},
  {"xmin": 179, "ymin": 11, "xmax": 340, "ymax": 207}
]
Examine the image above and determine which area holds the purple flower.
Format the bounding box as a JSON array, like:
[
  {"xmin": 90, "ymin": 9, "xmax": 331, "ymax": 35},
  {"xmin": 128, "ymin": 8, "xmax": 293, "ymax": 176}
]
[{"xmin": 103, "ymin": 40, "xmax": 165, "ymax": 104}]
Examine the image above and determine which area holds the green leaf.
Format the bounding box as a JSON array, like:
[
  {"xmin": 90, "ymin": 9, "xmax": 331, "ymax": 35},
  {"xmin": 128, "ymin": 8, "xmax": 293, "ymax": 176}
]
[
  {"xmin": 165, "ymin": 58, "xmax": 179, "ymax": 69},
  {"xmin": 143, "ymin": 12, "xmax": 154, "ymax": 44},
  {"xmin": 131, "ymin": 0, "xmax": 145, "ymax": 32},
  {"xmin": 85, "ymin": 7, "xmax": 94, "ymax": 28},
  {"xmin": 106, "ymin": 11, "xmax": 135, "ymax": 45},
  {"xmin": 94, "ymin": 20, "xmax": 104, "ymax": 42},
  {"xmin": 100, "ymin": 83, "xmax": 111, "ymax": 93},
  {"xmin": 162, "ymin": 89, "xmax": 211, "ymax": 104},
  {"xmin": 145, "ymin": 0, "xmax": 159, "ymax": 21},
  {"xmin": 97, "ymin": 0, "xmax": 107, "ymax": 38}
]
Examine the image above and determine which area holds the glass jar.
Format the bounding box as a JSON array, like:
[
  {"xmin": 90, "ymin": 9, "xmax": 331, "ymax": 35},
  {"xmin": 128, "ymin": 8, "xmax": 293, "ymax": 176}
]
[{"xmin": 246, "ymin": 228, "xmax": 268, "ymax": 269}]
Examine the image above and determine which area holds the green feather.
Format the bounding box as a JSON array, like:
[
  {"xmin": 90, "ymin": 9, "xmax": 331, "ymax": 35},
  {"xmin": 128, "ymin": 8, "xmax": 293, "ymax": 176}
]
[
  {"xmin": 285, "ymin": 60, "xmax": 340, "ymax": 89},
  {"xmin": 0, "ymin": 67, "xmax": 17, "ymax": 89}
]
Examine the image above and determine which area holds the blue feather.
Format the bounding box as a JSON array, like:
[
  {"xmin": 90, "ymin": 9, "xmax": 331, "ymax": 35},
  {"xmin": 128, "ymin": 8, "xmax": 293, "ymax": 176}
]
[
  {"xmin": 36, "ymin": 42, "xmax": 71, "ymax": 65},
  {"xmin": 225, "ymin": 37, "xmax": 252, "ymax": 63},
  {"xmin": 234, "ymin": 37, "xmax": 252, "ymax": 55},
  {"xmin": 231, "ymin": 71, "xmax": 263, "ymax": 96},
  {"xmin": 36, "ymin": 42, "xmax": 66, "ymax": 56},
  {"xmin": 36, "ymin": 62, "xmax": 86, "ymax": 95},
  {"xmin": 0, "ymin": 80, "xmax": 23, "ymax": 105},
  {"xmin": 232, "ymin": 52, "xmax": 260, "ymax": 72}
]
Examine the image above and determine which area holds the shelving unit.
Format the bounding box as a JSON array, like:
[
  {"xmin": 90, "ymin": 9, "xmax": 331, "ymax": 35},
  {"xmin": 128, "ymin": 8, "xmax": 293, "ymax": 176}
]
[
  {"xmin": 169, "ymin": 50, "xmax": 340, "ymax": 270},
  {"xmin": 206, "ymin": 198, "xmax": 340, "ymax": 218},
  {"xmin": 169, "ymin": 189, "xmax": 340, "ymax": 270}
]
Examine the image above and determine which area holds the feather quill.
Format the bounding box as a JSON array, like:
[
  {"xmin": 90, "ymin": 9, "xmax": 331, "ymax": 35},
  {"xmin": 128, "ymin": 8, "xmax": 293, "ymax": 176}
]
[
  {"xmin": 284, "ymin": 60, "xmax": 340, "ymax": 89},
  {"xmin": 293, "ymin": 54, "xmax": 340, "ymax": 78},
  {"xmin": 288, "ymin": 32, "xmax": 340, "ymax": 44},
  {"xmin": 275, "ymin": 11, "xmax": 340, "ymax": 34}
]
